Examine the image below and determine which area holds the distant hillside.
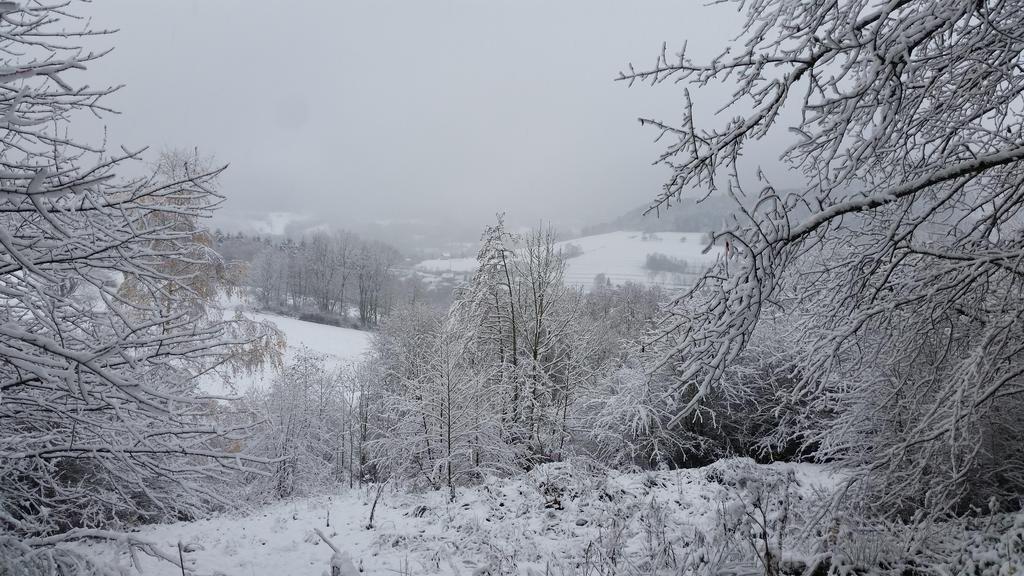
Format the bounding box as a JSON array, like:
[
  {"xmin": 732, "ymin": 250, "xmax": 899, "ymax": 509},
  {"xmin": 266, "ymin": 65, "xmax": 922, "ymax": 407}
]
[
  {"xmin": 415, "ymin": 230, "xmax": 723, "ymax": 291},
  {"xmin": 212, "ymin": 210, "xmax": 483, "ymax": 260},
  {"xmin": 582, "ymin": 195, "xmax": 735, "ymax": 236}
]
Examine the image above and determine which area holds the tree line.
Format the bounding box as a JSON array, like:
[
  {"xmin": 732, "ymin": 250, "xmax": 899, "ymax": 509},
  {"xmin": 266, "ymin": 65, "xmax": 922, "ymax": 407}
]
[{"xmin": 246, "ymin": 232, "xmax": 401, "ymax": 327}]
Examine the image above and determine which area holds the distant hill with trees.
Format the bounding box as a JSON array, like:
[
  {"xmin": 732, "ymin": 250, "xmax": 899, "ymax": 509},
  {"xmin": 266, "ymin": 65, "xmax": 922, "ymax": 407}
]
[{"xmin": 580, "ymin": 194, "xmax": 734, "ymax": 236}]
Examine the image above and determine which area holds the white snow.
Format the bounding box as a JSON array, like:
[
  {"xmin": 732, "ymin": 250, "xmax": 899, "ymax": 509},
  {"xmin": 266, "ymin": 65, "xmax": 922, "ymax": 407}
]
[
  {"xmin": 415, "ymin": 257, "xmax": 478, "ymax": 274},
  {"xmin": 249, "ymin": 311, "xmax": 370, "ymax": 366},
  {"xmin": 77, "ymin": 459, "xmax": 838, "ymax": 576},
  {"xmin": 203, "ymin": 301, "xmax": 372, "ymax": 396},
  {"xmin": 414, "ymin": 231, "xmax": 723, "ymax": 290},
  {"xmin": 561, "ymin": 231, "xmax": 721, "ymax": 288}
]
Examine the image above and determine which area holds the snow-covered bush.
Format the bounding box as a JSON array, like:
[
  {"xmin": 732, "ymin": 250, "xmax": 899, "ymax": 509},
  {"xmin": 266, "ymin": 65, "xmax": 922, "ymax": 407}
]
[
  {"xmin": 527, "ymin": 458, "xmax": 607, "ymax": 508},
  {"xmin": 562, "ymin": 242, "xmax": 584, "ymax": 259},
  {"xmin": 245, "ymin": 350, "xmax": 349, "ymax": 499},
  {"xmin": 586, "ymin": 360, "xmax": 705, "ymax": 469},
  {"xmin": 0, "ymin": 537, "xmax": 114, "ymax": 576}
]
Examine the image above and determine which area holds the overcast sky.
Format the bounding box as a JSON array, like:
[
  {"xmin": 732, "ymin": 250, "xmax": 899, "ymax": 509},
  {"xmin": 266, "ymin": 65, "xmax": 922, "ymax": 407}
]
[{"xmin": 81, "ymin": 1, "xmax": 792, "ymax": 238}]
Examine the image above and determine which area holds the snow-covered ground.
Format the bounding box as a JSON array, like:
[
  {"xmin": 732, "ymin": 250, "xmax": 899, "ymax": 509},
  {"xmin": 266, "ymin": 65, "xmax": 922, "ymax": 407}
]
[
  {"xmin": 248, "ymin": 311, "xmax": 370, "ymax": 366},
  {"xmin": 415, "ymin": 231, "xmax": 723, "ymax": 290},
  {"xmin": 204, "ymin": 301, "xmax": 372, "ymax": 396},
  {"xmin": 415, "ymin": 256, "xmax": 478, "ymax": 274},
  {"xmin": 560, "ymin": 231, "xmax": 720, "ymax": 288},
  {"xmin": 78, "ymin": 459, "xmax": 839, "ymax": 576}
]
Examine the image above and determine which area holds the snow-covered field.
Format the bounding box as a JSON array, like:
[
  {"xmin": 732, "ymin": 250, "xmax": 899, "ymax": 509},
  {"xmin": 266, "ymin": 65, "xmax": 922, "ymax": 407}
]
[
  {"xmin": 204, "ymin": 302, "xmax": 372, "ymax": 395},
  {"xmin": 560, "ymin": 231, "xmax": 721, "ymax": 288},
  {"xmin": 415, "ymin": 256, "xmax": 478, "ymax": 274},
  {"xmin": 78, "ymin": 459, "xmax": 838, "ymax": 576},
  {"xmin": 248, "ymin": 311, "xmax": 370, "ymax": 366},
  {"xmin": 415, "ymin": 231, "xmax": 723, "ymax": 290}
]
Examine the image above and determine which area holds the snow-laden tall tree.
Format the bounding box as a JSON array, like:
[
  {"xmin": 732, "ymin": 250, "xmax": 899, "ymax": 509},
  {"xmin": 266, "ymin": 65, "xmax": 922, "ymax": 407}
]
[
  {"xmin": 466, "ymin": 214, "xmax": 519, "ymax": 367},
  {"xmin": 369, "ymin": 299, "xmax": 512, "ymax": 498},
  {"xmin": 454, "ymin": 215, "xmax": 523, "ymax": 448},
  {"xmin": 0, "ymin": 0, "xmax": 280, "ymax": 544},
  {"xmin": 627, "ymin": 0, "xmax": 1024, "ymax": 514},
  {"xmin": 368, "ymin": 219, "xmax": 522, "ymax": 487},
  {"xmin": 511, "ymin": 225, "xmax": 601, "ymax": 462},
  {"xmin": 368, "ymin": 219, "xmax": 609, "ymax": 487}
]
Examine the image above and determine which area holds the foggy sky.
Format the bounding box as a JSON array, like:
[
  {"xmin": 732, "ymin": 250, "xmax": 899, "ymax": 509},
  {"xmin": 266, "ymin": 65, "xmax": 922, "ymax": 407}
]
[{"xmin": 82, "ymin": 1, "xmax": 794, "ymax": 239}]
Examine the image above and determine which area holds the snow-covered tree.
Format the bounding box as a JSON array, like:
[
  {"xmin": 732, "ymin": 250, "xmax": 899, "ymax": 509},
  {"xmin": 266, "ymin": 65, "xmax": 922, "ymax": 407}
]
[
  {"xmin": 305, "ymin": 231, "xmax": 356, "ymax": 315},
  {"xmin": 584, "ymin": 281, "xmax": 664, "ymax": 351},
  {"xmin": 506, "ymin": 225, "xmax": 604, "ymax": 463},
  {"xmin": 368, "ymin": 219, "xmax": 610, "ymax": 484},
  {"xmin": 627, "ymin": 0, "xmax": 1024, "ymax": 514},
  {"xmin": 246, "ymin": 350, "xmax": 346, "ymax": 498},
  {"xmin": 250, "ymin": 246, "xmax": 289, "ymax": 308},
  {"xmin": 464, "ymin": 214, "xmax": 519, "ymax": 360},
  {"xmin": 586, "ymin": 360, "xmax": 688, "ymax": 470},
  {"xmin": 0, "ymin": 0, "xmax": 280, "ymax": 546},
  {"xmin": 355, "ymin": 240, "xmax": 398, "ymax": 326},
  {"xmin": 368, "ymin": 299, "xmax": 513, "ymax": 497}
]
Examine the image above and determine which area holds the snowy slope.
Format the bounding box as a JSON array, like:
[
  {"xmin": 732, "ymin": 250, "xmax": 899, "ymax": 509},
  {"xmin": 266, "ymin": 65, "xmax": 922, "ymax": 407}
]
[
  {"xmin": 414, "ymin": 231, "xmax": 723, "ymax": 290},
  {"xmin": 249, "ymin": 311, "xmax": 370, "ymax": 365},
  {"xmin": 203, "ymin": 303, "xmax": 372, "ymax": 396},
  {"xmin": 78, "ymin": 459, "xmax": 839, "ymax": 576},
  {"xmin": 561, "ymin": 231, "xmax": 720, "ymax": 288},
  {"xmin": 415, "ymin": 257, "xmax": 478, "ymax": 274}
]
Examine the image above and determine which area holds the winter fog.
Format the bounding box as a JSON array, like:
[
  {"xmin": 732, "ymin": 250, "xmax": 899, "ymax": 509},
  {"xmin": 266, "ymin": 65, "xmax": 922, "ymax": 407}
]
[
  {"xmin": 80, "ymin": 1, "xmax": 802, "ymax": 245},
  {"xmin": 2, "ymin": 1, "xmax": 1022, "ymax": 575}
]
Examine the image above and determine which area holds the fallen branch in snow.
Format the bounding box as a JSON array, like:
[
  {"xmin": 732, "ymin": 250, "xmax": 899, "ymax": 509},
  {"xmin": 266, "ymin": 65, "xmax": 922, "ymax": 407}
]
[
  {"xmin": 177, "ymin": 541, "xmax": 187, "ymax": 576},
  {"xmin": 314, "ymin": 529, "xmax": 358, "ymax": 576},
  {"xmin": 22, "ymin": 529, "xmax": 191, "ymax": 573},
  {"xmin": 367, "ymin": 481, "xmax": 388, "ymax": 530},
  {"xmin": 314, "ymin": 528, "xmax": 340, "ymax": 554}
]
